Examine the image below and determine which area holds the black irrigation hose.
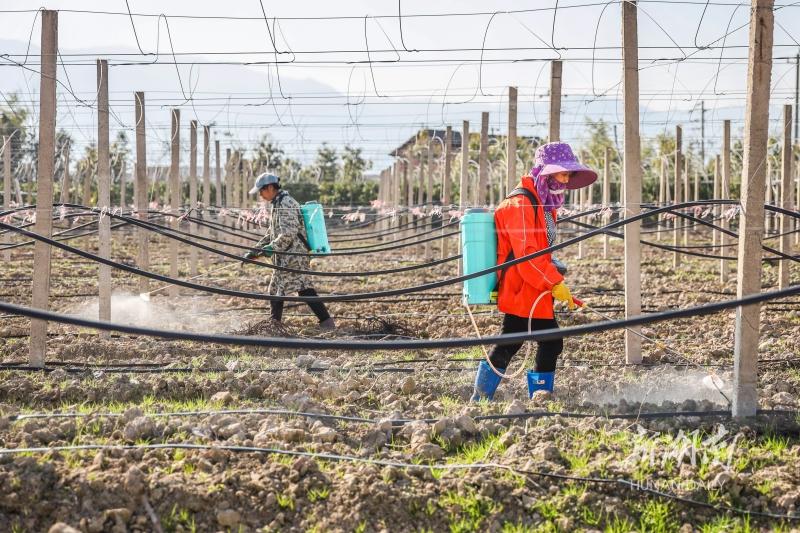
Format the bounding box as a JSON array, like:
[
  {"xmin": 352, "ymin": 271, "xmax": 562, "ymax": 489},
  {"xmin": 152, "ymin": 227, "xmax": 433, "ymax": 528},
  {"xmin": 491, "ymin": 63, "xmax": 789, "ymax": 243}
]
[
  {"xmin": 123, "ymin": 209, "xmax": 461, "ymax": 258},
  {"xmin": 332, "ymin": 220, "xmax": 459, "ymax": 251},
  {"xmin": 672, "ymin": 210, "xmax": 800, "ymax": 263},
  {"xmin": 1, "ymin": 278, "xmax": 798, "ymax": 349},
  {"xmin": 0, "ymin": 219, "xmax": 133, "ymax": 251},
  {"xmin": 569, "ymin": 219, "xmax": 738, "ymax": 260},
  {"xmin": 126, "ymin": 210, "xmax": 458, "ymax": 258},
  {"xmin": 0, "ymin": 200, "xmax": 746, "ymax": 303},
  {"xmin": 109, "ymin": 211, "xmax": 463, "ymax": 277},
  {"xmin": 329, "ymin": 213, "xmax": 439, "ymax": 239}
]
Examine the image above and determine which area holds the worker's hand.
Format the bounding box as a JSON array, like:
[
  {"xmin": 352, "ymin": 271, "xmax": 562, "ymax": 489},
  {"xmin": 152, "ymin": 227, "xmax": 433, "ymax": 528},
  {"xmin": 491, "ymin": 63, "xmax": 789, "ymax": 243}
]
[
  {"xmin": 243, "ymin": 249, "xmax": 262, "ymax": 260},
  {"xmin": 551, "ymin": 282, "xmax": 577, "ymax": 310},
  {"xmin": 261, "ymin": 245, "xmax": 274, "ymax": 257}
]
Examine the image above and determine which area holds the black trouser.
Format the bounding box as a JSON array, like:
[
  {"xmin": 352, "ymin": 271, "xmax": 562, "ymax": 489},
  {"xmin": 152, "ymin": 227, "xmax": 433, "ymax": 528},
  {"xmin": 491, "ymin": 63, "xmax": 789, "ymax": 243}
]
[
  {"xmin": 488, "ymin": 314, "xmax": 563, "ymax": 372},
  {"xmin": 270, "ymin": 288, "xmax": 331, "ymax": 323}
]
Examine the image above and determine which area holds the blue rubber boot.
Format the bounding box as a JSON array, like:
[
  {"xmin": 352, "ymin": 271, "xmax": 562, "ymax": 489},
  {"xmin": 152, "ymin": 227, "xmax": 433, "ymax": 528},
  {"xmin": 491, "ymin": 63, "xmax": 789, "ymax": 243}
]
[
  {"xmin": 527, "ymin": 371, "xmax": 555, "ymax": 398},
  {"xmin": 470, "ymin": 361, "xmax": 505, "ymax": 402}
]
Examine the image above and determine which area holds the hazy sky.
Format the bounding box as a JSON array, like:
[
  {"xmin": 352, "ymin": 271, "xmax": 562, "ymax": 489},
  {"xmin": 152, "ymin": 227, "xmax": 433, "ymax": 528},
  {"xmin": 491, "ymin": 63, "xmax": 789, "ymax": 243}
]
[{"xmin": 1, "ymin": 1, "xmax": 799, "ymax": 169}]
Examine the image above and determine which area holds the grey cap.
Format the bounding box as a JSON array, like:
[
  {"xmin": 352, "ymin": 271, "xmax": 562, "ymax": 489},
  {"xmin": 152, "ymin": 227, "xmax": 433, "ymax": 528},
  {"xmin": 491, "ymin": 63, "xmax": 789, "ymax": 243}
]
[{"xmin": 249, "ymin": 173, "xmax": 280, "ymax": 194}]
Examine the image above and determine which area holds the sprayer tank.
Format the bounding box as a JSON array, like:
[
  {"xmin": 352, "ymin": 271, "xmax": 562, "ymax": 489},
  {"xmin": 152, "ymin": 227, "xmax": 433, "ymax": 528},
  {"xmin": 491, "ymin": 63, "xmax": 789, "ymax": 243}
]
[
  {"xmin": 461, "ymin": 208, "xmax": 497, "ymax": 305},
  {"xmin": 301, "ymin": 202, "xmax": 330, "ymax": 254}
]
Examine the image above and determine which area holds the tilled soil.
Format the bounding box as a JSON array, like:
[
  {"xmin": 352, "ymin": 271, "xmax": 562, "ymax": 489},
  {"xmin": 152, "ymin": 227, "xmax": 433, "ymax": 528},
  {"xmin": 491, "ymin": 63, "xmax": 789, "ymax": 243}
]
[{"xmin": 1, "ymin": 218, "xmax": 800, "ymax": 532}]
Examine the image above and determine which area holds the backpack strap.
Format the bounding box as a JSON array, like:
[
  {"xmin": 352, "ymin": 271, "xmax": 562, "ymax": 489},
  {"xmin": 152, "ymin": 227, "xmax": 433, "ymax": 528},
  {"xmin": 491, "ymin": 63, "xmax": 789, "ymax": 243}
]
[
  {"xmin": 272, "ymin": 191, "xmax": 312, "ymax": 252},
  {"xmin": 492, "ymin": 186, "xmax": 541, "ymax": 300}
]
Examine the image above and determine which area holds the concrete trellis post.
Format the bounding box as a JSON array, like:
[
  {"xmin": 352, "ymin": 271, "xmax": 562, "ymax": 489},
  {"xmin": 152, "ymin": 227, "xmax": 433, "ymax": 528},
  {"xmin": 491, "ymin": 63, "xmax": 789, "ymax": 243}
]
[
  {"xmin": 215, "ymin": 140, "xmax": 222, "ymax": 209},
  {"xmin": 779, "ymin": 105, "xmax": 793, "ymax": 290},
  {"xmin": 416, "ymin": 151, "xmax": 424, "ymax": 208},
  {"xmin": 577, "ymin": 186, "xmax": 585, "ymax": 260},
  {"xmin": 713, "ymin": 155, "xmax": 721, "ymax": 249},
  {"xmin": 29, "ymin": 9, "xmax": 57, "ymax": 368},
  {"xmin": 721, "ymin": 120, "xmax": 731, "ymax": 283},
  {"xmin": 59, "ymin": 141, "xmax": 70, "ymax": 206},
  {"xmin": 673, "ymin": 126, "xmax": 682, "ymax": 267},
  {"xmin": 97, "ymin": 59, "xmax": 112, "ymax": 335},
  {"xmin": 684, "ymin": 154, "xmax": 690, "ymax": 245},
  {"xmin": 3, "ymin": 136, "xmax": 11, "ymax": 262},
  {"xmin": 135, "ymin": 92, "xmax": 149, "ymax": 295},
  {"xmin": 507, "ymin": 86, "xmax": 518, "ymax": 195},
  {"xmin": 169, "ymin": 109, "xmax": 181, "ymax": 298},
  {"xmin": 426, "ymin": 139, "xmax": 434, "ymax": 259},
  {"xmin": 82, "ymin": 161, "xmax": 92, "ymax": 207},
  {"xmin": 203, "ymin": 126, "xmax": 211, "ymax": 267},
  {"xmin": 549, "ymin": 60, "xmax": 562, "ymax": 142},
  {"xmin": 460, "ymin": 121, "xmax": 469, "ymax": 209},
  {"xmin": 603, "ymin": 146, "xmax": 611, "ymax": 259},
  {"xmin": 225, "ymin": 148, "xmax": 232, "ymax": 208},
  {"xmin": 621, "ymin": 0, "xmax": 642, "ymax": 365},
  {"xmin": 477, "ymin": 112, "xmax": 489, "ymax": 206},
  {"xmin": 189, "ymin": 120, "xmax": 198, "ymax": 276},
  {"xmin": 765, "ymin": 159, "xmax": 773, "ymax": 234},
  {"xmin": 119, "ymin": 160, "xmax": 126, "ymax": 209},
  {"xmin": 657, "ymin": 154, "xmax": 666, "ymax": 242},
  {"xmin": 733, "ymin": 0, "xmax": 774, "ymax": 418},
  {"xmin": 443, "ymin": 126, "xmax": 452, "ymax": 208}
]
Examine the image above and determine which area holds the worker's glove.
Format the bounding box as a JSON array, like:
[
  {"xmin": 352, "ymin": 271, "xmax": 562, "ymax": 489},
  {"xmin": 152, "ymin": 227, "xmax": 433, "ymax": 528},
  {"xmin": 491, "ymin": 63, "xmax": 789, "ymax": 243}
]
[
  {"xmin": 261, "ymin": 245, "xmax": 274, "ymax": 257},
  {"xmin": 551, "ymin": 282, "xmax": 577, "ymax": 311}
]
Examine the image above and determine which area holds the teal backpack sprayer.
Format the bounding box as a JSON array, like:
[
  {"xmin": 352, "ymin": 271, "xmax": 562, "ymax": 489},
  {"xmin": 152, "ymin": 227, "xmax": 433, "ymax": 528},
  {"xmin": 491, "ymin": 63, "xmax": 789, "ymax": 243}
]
[
  {"xmin": 460, "ymin": 208, "xmax": 498, "ymax": 305},
  {"xmin": 300, "ymin": 201, "xmax": 331, "ymax": 254}
]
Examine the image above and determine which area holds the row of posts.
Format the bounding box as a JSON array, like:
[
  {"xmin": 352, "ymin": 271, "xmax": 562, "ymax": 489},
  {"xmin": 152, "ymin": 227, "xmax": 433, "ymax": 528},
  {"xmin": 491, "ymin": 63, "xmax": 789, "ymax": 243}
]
[
  {"xmin": 16, "ymin": 11, "xmax": 267, "ymax": 367},
  {"xmin": 9, "ymin": 2, "xmax": 797, "ymax": 417}
]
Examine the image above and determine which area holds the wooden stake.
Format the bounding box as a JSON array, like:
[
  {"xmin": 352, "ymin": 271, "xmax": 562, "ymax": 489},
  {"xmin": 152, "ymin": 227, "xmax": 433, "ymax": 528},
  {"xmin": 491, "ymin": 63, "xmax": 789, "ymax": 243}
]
[
  {"xmin": 135, "ymin": 92, "xmax": 149, "ymax": 295},
  {"xmin": 733, "ymin": 0, "xmax": 774, "ymax": 418},
  {"xmin": 549, "ymin": 61, "xmax": 562, "ymax": 142},
  {"xmin": 29, "ymin": 10, "xmax": 57, "ymax": 368},
  {"xmin": 779, "ymin": 105, "xmax": 793, "ymax": 290},
  {"xmin": 622, "ymin": 0, "xmax": 642, "ymax": 364},
  {"xmin": 169, "ymin": 108, "xmax": 180, "ymax": 298},
  {"xmin": 97, "ymin": 59, "xmax": 112, "ymax": 334}
]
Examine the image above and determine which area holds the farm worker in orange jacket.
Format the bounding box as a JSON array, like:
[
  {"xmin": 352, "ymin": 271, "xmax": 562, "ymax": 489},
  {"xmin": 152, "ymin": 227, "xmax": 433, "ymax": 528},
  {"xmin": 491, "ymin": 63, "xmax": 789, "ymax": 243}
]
[{"xmin": 471, "ymin": 142, "xmax": 597, "ymax": 401}]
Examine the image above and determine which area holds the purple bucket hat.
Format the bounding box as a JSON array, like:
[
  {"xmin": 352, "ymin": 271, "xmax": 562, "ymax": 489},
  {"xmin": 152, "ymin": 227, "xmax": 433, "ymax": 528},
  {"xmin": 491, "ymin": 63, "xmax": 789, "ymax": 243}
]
[{"xmin": 532, "ymin": 142, "xmax": 597, "ymax": 189}]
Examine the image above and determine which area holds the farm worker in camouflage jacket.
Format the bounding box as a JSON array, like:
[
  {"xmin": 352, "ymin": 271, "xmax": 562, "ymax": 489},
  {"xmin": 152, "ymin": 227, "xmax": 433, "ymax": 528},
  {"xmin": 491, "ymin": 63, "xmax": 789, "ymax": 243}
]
[{"xmin": 244, "ymin": 173, "xmax": 336, "ymax": 330}]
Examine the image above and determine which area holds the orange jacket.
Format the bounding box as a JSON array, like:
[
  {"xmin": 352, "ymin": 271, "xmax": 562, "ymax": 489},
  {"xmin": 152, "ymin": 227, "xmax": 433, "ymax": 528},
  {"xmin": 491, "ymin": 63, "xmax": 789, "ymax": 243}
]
[{"xmin": 494, "ymin": 176, "xmax": 564, "ymax": 319}]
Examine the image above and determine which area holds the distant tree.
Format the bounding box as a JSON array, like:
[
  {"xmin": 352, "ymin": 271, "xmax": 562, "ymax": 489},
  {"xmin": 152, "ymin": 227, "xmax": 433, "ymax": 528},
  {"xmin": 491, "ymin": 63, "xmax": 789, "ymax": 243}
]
[
  {"xmin": 315, "ymin": 144, "xmax": 339, "ymax": 182},
  {"xmin": 253, "ymin": 135, "xmax": 284, "ymax": 173},
  {"xmin": 0, "ymin": 94, "xmax": 31, "ymax": 190},
  {"xmin": 110, "ymin": 131, "xmax": 130, "ymax": 181},
  {"xmin": 342, "ymin": 145, "xmax": 371, "ymax": 182}
]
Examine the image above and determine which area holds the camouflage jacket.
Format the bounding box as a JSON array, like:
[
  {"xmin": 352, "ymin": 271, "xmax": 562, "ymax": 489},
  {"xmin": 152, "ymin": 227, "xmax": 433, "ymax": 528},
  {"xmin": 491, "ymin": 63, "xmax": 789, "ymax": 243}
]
[{"xmin": 264, "ymin": 190, "xmax": 312, "ymax": 295}]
